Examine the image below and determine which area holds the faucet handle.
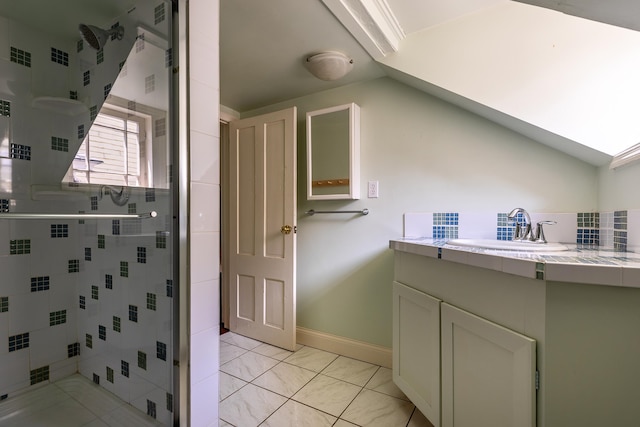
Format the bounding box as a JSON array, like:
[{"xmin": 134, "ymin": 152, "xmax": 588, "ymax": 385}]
[{"xmin": 534, "ymin": 220, "xmax": 557, "ymax": 243}]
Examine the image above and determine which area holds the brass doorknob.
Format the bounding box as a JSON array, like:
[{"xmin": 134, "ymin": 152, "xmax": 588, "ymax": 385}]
[{"xmin": 281, "ymin": 225, "xmax": 292, "ymax": 235}]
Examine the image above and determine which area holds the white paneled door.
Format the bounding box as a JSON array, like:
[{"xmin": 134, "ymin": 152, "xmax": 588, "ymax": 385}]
[{"xmin": 228, "ymin": 107, "xmax": 297, "ymax": 351}]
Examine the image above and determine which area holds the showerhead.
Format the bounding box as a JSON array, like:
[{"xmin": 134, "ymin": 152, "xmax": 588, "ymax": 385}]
[{"xmin": 78, "ymin": 23, "xmax": 125, "ymax": 50}]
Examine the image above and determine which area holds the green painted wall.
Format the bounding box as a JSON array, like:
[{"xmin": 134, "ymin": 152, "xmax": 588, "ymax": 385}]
[
  {"xmin": 598, "ymin": 161, "xmax": 640, "ymax": 211},
  {"xmin": 243, "ymin": 77, "xmax": 598, "ymax": 348}
]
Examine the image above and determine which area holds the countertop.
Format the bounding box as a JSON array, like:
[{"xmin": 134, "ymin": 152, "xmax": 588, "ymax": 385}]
[{"xmin": 390, "ymin": 238, "xmax": 640, "ymax": 288}]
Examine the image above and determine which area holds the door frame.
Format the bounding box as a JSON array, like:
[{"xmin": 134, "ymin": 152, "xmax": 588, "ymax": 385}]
[{"xmin": 220, "ymin": 109, "xmax": 237, "ymax": 329}]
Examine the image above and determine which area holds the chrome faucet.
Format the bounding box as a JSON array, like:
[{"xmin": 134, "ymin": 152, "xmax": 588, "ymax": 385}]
[
  {"xmin": 507, "ymin": 207, "xmax": 533, "ymax": 241},
  {"xmin": 508, "ymin": 207, "xmax": 556, "ymax": 243}
]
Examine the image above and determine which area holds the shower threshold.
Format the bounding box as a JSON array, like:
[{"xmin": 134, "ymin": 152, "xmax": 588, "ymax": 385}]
[{"xmin": 0, "ymin": 374, "xmax": 163, "ymax": 426}]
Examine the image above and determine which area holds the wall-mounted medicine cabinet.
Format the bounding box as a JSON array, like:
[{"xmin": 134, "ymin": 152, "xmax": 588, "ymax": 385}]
[{"xmin": 306, "ymin": 103, "xmax": 360, "ymax": 200}]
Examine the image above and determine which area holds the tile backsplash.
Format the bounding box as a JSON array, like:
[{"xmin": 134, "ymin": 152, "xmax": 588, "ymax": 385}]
[{"xmin": 404, "ymin": 209, "xmax": 637, "ymax": 252}]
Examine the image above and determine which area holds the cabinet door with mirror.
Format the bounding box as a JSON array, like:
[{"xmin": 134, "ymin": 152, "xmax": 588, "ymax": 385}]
[{"xmin": 306, "ymin": 103, "xmax": 360, "ymax": 200}]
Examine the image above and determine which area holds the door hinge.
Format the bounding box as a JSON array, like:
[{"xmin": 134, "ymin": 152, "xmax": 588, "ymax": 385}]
[
  {"xmin": 173, "ymin": 360, "xmax": 180, "ymax": 367},
  {"xmin": 535, "ymin": 370, "xmax": 540, "ymax": 390},
  {"xmin": 294, "ymin": 225, "xmax": 297, "ymax": 234}
]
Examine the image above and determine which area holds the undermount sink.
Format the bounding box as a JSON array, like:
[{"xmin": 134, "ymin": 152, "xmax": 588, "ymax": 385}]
[{"xmin": 446, "ymin": 238, "xmax": 570, "ymax": 252}]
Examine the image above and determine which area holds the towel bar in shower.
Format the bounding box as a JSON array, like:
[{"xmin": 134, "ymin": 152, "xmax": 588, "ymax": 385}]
[
  {"xmin": 305, "ymin": 209, "xmax": 369, "ymax": 216},
  {"xmin": 0, "ymin": 211, "xmax": 157, "ymax": 220}
]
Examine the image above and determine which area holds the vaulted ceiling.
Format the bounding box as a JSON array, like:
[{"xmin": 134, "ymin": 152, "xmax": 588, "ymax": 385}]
[{"xmin": 221, "ymin": 0, "xmax": 640, "ymax": 165}]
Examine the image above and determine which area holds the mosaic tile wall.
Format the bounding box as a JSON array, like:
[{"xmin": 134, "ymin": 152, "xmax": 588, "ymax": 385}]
[
  {"xmin": 0, "ymin": 4, "xmax": 174, "ymax": 425},
  {"xmin": 77, "ymin": 188, "xmax": 173, "ymax": 424},
  {"xmin": 0, "ymin": 189, "xmax": 173, "ymax": 425},
  {"xmin": 0, "ymin": 3, "xmax": 172, "ymax": 190}
]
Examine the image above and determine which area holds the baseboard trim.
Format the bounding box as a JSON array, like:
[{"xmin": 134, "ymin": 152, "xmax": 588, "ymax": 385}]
[{"xmin": 296, "ymin": 326, "xmax": 392, "ymax": 368}]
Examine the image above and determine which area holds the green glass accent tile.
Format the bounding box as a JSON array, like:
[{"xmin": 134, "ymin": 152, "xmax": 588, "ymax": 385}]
[
  {"xmin": 120, "ymin": 261, "xmax": 128, "ymax": 277},
  {"xmin": 0, "ymin": 100, "xmax": 10, "ymax": 117},
  {"xmin": 10, "ymin": 46, "xmax": 31, "ymax": 67},
  {"xmin": 30, "ymin": 366, "xmax": 49, "ymax": 385},
  {"xmin": 10, "ymin": 239, "xmax": 30, "ymax": 255},
  {"xmin": 166, "ymin": 393, "xmax": 173, "ymax": 412},
  {"xmin": 138, "ymin": 350, "xmax": 147, "ymax": 370},
  {"xmin": 51, "ymin": 136, "xmax": 69, "ymax": 152},
  {"xmin": 113, "ymin": 316, "xmax": 121, "ymax": 333},
  {"xmin": 107, "ymin": 366, "xmax": 114, "ymax": 383},
  {"xmin": 49, "ymin": 310, "xmax": 66, "ymax": 326},
  {"xmin": 0, "ymin": 296, "xmax": 7, "ymax": 312},
  {"xmin": 98, "ymin": 234, "xmax": 105, "ymax": 249},
  {"xmin": 146, "ymin": 293, "xmax": 156, "ymax": 311},
  {"xmin": 535, "ymin": 262, "xmax": 545, "ymax": 280},
  {"xmin": 156, "ymin": 231, "xmax": 167, "ymax": 249},
  {"xmin": 67, "ymin": 342, "xmax": 80, "ymax": 358}
]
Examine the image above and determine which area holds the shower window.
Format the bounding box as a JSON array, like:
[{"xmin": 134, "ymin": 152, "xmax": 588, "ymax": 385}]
[{"xmin": 69, "ymin": 106, "xmax": 150, "ymax": 186}]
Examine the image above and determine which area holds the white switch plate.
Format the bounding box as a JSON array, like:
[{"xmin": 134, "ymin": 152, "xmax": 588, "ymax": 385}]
[{"xmin": 368, "ymin": 180, "xmax": 379, "ymax": 198}]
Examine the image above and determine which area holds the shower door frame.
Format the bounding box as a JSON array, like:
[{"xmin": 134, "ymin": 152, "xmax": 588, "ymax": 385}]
[{"xmin": 174, "ymin": 0, "xmax": 190, "ymax": 425}]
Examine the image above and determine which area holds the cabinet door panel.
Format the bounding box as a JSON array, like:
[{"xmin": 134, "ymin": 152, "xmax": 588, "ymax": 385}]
[
  {"xmin": 393, "ymin": 281, "xmax": 441, "ymax": 426},
  {"xmin": 441, "ymin": 303, "xmax": 536, "ymax": 427}
]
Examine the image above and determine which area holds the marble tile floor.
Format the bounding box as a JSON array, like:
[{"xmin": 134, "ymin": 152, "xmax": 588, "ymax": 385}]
[
  {"xmin": 219, "ymin": 332, "xmax": 434, "ymax": 427},
  {"xmin": 0, "ymin": 374, "xmax": 162, "ymax": 427}
]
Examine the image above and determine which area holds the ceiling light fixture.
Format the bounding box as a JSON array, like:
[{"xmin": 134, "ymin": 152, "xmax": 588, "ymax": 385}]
[{"xmin": 305, "ymin": 51, "xmax": 354, "ymax": 81}]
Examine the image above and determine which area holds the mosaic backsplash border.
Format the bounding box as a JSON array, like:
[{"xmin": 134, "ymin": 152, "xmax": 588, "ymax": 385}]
[{"xmin": 405, "ymin": 210, "xmax": 636, "ymax": 252}]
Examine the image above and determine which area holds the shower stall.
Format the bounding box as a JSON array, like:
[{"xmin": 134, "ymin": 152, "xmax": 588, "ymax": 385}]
[{"xmin": 0, "ymin": 0, "xmax": 179, "ymax": 425}]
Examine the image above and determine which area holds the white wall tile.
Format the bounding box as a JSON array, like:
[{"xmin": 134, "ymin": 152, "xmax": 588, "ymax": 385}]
[
  {"xmin": 190, "ymin": 130, "xmax": 220, "ymax": 185},
  {"xmin": 189, "ymin": 79, "xmax": 219, "ymax": 137},
  {"xmin": 190, "ymin": 327, "xmax": 220, "ymax": 385},
  {"xmin": 190, "ymin": 182, "xmax": 220, "ymax": 233},
  {"xmin": 0, "ymin": 350, "xmax": 30, "ymax": 392},
  {"xmin": 30, "ymin": 326, "xmax": 68, "ymax": 368},
  {"xmin": 189, "ymin": 38, "xmax": 219, "ymax": 88},
  {"xmin": 191, "ymin": 279, "xmax": 219, "ymax": 335},
  {"xmin": 188, "ymin": 0, "xmax": 221, "ymax": 422},
  {"xmin": 530, "ymin": 212, "xmax": 576, "ymax": 243},
  {"xmin": 8, "ymin": 292, "xmax": 49, "ymax": 335},
  {"xmin": 627, "ymin": 209, "xmax": 640, "ymax": 252},
  {"xmin": 458, "ymin": 212, "xmax": 496, "ymax": 239},
  {"xmin": 0, "ymin": 256, "xmax": 30, "ymax": 295},
  {"xmin": 190, "ymin": 372, "xmax": 219, "ymax": 427},
  {"xmin": 403, "ymin": 212, "xmax": 432, "ymax": 238},
  {"xmin": 128, "ymin": 372, "xmax": 159, "ymax": 407},
  {"xmin": 190, "ymin": 231, "xmax": 220, "ymax": 284},
  {"xmin": 189, "ymin": 0, "xmax": 219, "ymax": 48},
  {"xmin": 49, "ymin": 358, "xmax": 78, "ymax": 382},
  {"xmin": 0, "ymin": 16, "xmax": 9, "ymax": 60}
]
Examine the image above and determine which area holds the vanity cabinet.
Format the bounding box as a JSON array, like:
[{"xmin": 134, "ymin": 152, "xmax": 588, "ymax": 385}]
[
  {"xmin": 393, "ymin": 281, "xmax": 536, "ymax": 427},
  {"xmin": 393, "ymin": 282, "xmax": 441, "ymax": 425},
  {"xmin": 392, "ymin": 246, "xmax": 640, "ymax": 427}
]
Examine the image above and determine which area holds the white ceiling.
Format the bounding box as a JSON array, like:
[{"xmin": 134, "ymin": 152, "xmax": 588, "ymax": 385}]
[
  {"xmin": 3, "ymin": 0, "xmax": 638, "ymax": 163},
  {"xmin": 385, "ymin": 0, "xmax": 504, "ymax": 34},
  {"xmin": 219, "ymin": 0, "xmax": 386, "ymax": 113},
  {"xmin": 221, "ymin": 0, "xmax": 640, "ymax": 164},
  {"xmin": 220, "ymin": 0, "xmax": 508, "ymax": 112},
  {"xmin": 220, "ymin": 0, "xmax": 640, "ymax": 114}
]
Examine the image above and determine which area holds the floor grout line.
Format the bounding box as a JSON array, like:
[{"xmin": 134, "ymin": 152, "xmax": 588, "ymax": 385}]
[{"xmin": 219, "ymin": 332, "xmax": 426, "ymax": 427}]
